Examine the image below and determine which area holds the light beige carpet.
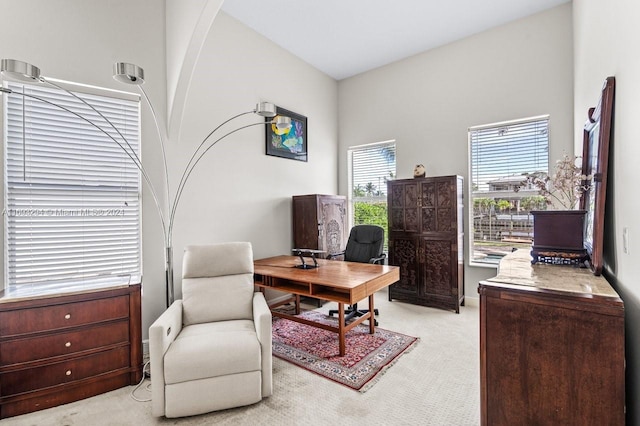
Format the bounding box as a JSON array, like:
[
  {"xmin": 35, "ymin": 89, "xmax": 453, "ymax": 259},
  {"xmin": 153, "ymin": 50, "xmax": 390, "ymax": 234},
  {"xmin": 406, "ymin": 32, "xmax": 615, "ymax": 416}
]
[{"xmin": 5, "ymin": 289, "xmax": 480, "ymax": 426}]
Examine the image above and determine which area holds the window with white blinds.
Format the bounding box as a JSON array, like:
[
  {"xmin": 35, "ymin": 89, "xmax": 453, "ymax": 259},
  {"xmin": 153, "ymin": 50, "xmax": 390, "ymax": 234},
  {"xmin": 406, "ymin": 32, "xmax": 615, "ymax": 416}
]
[
  {"xmin": 469, "ymin": 116, "xmax": 549, "ymax": 265},
  {"xmin": 4, "ymin": 81, "xmax": 141, "ymax": 292},
  {"xmin": 348, "ymin": 141, "xmax": 396, "ymax": 250}
]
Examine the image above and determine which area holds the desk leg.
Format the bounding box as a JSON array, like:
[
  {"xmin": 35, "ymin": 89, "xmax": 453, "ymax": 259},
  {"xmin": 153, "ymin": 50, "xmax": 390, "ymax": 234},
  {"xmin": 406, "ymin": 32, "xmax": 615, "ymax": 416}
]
[
  {"xmin": 338, "ymin": 302, "xmax": 346, "ymax": 356},
  {"xmin": 369, "ymin": 294, "xmax": 375, "ymax": 334},
  {"xmin": 295, "ymin": 294, "xmax": 301, "ymax": 315}
]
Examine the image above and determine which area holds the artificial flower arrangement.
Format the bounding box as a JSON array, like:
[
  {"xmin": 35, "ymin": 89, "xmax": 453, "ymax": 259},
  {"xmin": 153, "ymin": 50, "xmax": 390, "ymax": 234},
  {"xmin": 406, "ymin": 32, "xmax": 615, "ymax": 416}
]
[{"xmin": 514, "ymin": 153, "xmax": 592, "ymax": 210}]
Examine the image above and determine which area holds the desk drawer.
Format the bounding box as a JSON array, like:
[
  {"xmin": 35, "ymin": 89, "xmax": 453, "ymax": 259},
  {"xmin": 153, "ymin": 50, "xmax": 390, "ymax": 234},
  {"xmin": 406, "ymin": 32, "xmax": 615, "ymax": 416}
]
[
  {"xmin": 0, "ymin": 321, "xmax": 129, "ymax": 366},
  {"xmin": 0, "ymin": 296, "xmax": 129, "ymax": 337},
  {"xmin": 0, "ymin": 346, "xmax": 130, "ymax": 395}
]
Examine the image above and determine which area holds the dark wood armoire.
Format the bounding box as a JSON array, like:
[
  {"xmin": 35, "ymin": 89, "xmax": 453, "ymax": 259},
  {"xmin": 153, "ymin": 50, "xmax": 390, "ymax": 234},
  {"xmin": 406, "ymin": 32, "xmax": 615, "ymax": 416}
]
[
  {"xmin": 292, "ymin": 194, "xmax": 348, "ymax": 256},
  {"xmin": 387, "ymin": 175, "xmax": 464, "ymax": 313}
]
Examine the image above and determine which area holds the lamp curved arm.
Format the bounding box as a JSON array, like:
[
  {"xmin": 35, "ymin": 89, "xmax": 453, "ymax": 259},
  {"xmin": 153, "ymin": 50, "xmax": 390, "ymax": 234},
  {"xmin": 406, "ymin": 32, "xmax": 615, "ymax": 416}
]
[
  {"xmin": 138, "ymin": 85, "xmax": 171, "ymax": 215},
  {"xmin": 1, "ymin": 87, "xmax": 169, "ymax": 245},
  {"xmin": 170, "ymin": 110, "xmax": 254, "ymax": 221},
  {"xmin": 167, "ymin": 121, "xmax": 269, "ymax": 242}
]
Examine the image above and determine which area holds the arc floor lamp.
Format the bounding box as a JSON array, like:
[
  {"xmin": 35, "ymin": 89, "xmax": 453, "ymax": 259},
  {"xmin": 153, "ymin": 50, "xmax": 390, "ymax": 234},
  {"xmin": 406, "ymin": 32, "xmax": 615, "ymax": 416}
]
[{"xmin": 0, "ymin": 58, "xmax": 291, "ymax": 307}]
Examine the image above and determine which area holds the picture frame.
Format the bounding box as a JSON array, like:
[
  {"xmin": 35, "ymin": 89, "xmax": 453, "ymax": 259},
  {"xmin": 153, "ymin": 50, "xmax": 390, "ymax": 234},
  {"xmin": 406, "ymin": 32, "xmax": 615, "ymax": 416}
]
[
  {"xmin": 580, "ymin": 76, "xmax": 615, "ymax": 276},
  {"xmin": 265, "ymin": 106, "xmax": 307, "ymax": 162}
]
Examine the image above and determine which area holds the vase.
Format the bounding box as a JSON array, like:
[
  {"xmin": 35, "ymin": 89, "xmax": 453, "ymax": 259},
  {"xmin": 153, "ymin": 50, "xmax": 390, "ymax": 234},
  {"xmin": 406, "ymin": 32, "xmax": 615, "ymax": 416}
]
[{"xmin": 530, "ymin": 210, "xmax": 588, "ymax": 265}]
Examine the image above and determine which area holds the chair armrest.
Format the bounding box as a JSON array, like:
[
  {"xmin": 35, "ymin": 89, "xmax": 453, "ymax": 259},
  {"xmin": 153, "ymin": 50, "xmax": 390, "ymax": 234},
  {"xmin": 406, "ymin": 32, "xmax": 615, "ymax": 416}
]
[
  {"xmin": 326, "ymin": 250, "xmax": 345, "ymax": 260},
  {"xmin": 369, "ymin": 253, "xmax": 387, "ymax": 264},
  {"xmin": 149, "ymin": 300, "xmax": 183, "ymax": 417},
  {"xmin": 253, "ymin": 292, "xmax": 273, "ymax": 397},
  {"xmin": 253, "ymin": 292, "xmax": 271, "ymax": 344}
]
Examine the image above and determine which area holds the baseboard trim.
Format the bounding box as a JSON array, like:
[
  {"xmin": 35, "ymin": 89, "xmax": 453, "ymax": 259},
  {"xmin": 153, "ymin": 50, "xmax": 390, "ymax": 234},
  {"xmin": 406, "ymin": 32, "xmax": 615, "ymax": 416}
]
[
  {"xmin": 267, "ymin": 293, "xmax": 295, "ymax": 306},
  {"xmin": 464, "ymin": 297, "xmax": 479, "ymax": 307}
]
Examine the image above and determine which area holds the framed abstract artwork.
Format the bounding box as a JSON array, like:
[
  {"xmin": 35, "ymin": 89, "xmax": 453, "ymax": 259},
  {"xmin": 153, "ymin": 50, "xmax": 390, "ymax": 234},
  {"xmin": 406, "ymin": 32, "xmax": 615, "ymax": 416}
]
[{"xmin": 265, "ymin": 106, "xmax": 307, "ymax": 162}]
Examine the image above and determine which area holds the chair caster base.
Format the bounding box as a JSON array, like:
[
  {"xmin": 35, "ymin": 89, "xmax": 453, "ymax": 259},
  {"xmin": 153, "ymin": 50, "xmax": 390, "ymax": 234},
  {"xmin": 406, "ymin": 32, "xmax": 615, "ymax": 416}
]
[{"xmin": 329, "ymin": 304, "xmax": 379, "ymax": 326}]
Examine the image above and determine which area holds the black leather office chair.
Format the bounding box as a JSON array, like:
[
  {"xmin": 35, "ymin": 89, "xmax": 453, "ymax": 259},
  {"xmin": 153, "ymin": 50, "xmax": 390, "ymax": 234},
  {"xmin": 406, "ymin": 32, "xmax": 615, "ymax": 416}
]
[{"xmin": 327, "ymin": 224, "xmax": 386, "ymax": 325}]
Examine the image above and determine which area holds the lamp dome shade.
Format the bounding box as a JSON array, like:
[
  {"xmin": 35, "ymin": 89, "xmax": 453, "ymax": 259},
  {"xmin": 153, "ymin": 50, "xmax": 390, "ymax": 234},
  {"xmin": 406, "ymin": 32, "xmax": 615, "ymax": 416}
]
[
  {"xmin": 273, "ymin": 115, "xmax": 292, "ymax": 131},
  {"xmin": 1, "ymin": 59, "xmax": 41, "ymax": 82},
  {"xmin": 113, "ymin": 62, "xmax": 145, "ymax": 85},
  {"xmin": 255, "ymin": 102, "xmax": 277, "ymax": 117}
]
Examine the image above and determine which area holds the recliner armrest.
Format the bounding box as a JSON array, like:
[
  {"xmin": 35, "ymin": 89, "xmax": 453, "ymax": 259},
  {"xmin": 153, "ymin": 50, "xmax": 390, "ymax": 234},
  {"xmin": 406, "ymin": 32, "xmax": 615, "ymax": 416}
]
[
  {"xmin": 369, "ymin": 253, "xmax": 387, "ymax": 264},
  {"xmin": 149, "ymin": 300, "xmax": 183, "ymax": 417},
  {"xmin": 253, "ymin": 292, "xmax": 273, "ymax": 397},
  {"xmin": 253, "ymin": 292, "xmax": 271, "ymax": 344}
]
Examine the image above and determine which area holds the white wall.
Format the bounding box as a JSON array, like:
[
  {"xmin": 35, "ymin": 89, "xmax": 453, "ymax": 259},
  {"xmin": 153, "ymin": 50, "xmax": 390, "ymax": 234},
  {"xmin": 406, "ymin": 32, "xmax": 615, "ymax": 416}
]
[
  {"xmin": 338, "ymin": 4, "xmax": 575, "ymax": 297},
  {"xmin": 166, "ymin": 11, "xmax": 339, "ymax": 300},
  {"xmin": 573, "ymin": 0, "xmax": 640, "ymax": 422}
]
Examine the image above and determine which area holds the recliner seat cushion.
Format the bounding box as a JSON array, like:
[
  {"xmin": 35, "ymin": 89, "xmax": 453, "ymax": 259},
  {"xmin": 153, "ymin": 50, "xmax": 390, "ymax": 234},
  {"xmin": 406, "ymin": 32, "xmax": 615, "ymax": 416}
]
[{"xmin": 164, "ymin": 320, "xmax": 261, "ymax": 385}]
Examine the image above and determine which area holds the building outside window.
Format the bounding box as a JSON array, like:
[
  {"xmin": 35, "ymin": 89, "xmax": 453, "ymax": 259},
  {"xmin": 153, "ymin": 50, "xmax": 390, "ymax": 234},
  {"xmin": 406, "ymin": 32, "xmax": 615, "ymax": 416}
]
[
  {"xmin": 348, "ymin": 140, "xmax": 396, "ymax": 251},
  {"xmin": 3, "ymin": 81, "xmax": 141, "ymax": 294},
  {"xmin": 468, "ymin": 116, "xmax": 549, "ymax": 265}
]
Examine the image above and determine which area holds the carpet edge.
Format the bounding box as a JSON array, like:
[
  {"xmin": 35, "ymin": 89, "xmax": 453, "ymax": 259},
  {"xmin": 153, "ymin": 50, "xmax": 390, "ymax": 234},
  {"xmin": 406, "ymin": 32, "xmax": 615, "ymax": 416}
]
[{"xmin": 358, "ymin": 336, "xmax": 420, "ymax": 393}]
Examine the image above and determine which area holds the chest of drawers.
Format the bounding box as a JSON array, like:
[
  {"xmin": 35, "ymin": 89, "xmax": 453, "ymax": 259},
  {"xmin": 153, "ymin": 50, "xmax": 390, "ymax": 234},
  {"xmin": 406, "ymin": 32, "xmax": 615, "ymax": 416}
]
[
  {"xmin": 0, "ymin": 284, "xmax": 142, "ymax": 419},
  {"xmin": 479, "ymin": 250, "xmax": 624, "ymax": 425}
]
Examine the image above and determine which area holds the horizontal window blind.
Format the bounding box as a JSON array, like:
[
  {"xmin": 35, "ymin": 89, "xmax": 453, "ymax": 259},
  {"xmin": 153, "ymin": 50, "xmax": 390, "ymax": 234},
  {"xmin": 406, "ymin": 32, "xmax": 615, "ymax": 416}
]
[
  {"xmin": 4, "ymin": 82, "xmax": 141, "ymax": 289},
  {"xmin": 350, "ymin": 142, "xmax": 396, "ymax": 199},
  {"xmin": 468, "ymin": 116, "xmax": 549, "ymax": 265},
  {"xmin": 470, "ymin": 117, "xmax": 549, "ymax": 192},
  {"xmin": 349, "ymin": 141, "xmax": 396, "ymax": 251}
]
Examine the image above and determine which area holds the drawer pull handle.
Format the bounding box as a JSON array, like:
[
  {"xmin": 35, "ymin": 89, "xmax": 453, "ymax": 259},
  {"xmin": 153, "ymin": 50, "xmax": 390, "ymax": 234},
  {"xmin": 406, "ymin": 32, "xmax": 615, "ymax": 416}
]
[
  {"xmin": 65, "ymin": 341, "xmax": 72, "ymax": 347},
  {"xmin": 64, "ymin": 314, "xmax": 71, "ymax": 320},
  {"xmin": 65, "ymin": 370, "xmax": 72, "ymax": 376}
]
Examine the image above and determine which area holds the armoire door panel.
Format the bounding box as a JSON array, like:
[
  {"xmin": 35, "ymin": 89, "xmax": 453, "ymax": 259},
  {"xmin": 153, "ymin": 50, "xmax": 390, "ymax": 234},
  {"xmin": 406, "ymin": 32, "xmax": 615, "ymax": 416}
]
[
  {"xmin": 436, "ymin": 181, "xmax": 454, "ymax": 232},
  {"xmin": 422, "ymin": 239, "xmax": 455, "ymax": 297},
  {"xmin": 293, "ymin": 194, "xmax": 347, "ymax": 256},
  {"xmin": 318, "ymin": 197, "xmax": 347, "ymax": 254},
  {"xmin": 389, "ymin": 236, "xmax": 419, "ymax": 296}
]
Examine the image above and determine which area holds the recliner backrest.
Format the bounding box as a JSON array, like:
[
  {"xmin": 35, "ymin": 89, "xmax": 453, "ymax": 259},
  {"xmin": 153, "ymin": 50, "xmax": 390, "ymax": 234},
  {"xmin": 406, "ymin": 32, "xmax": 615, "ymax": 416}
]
[
  {"xmin": 344, "ymin": 225, "xmax": 384, "ymax": 264},
  {"xmin": 181, "ymin": 242, "xmax": 254, "ymax": 326}
]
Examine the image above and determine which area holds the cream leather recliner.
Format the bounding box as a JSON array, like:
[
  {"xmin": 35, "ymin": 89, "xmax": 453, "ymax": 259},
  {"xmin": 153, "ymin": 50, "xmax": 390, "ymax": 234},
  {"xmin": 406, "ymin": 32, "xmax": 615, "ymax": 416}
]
[{"xmin": 149, "ymin": 242, "xmax": 272, "ymax": 418}]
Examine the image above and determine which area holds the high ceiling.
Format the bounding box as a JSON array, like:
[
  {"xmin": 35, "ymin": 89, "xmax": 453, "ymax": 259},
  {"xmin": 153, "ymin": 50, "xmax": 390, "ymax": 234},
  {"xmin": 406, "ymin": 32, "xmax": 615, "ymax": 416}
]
[{"xmin": 221, "ymin": 0, "xmax": 570, "ymax": 80}]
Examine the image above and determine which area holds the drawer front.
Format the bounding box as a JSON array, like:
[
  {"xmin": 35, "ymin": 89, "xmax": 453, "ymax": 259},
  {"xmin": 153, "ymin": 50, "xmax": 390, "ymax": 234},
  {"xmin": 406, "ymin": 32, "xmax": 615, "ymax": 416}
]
[
  {"xmin": 0, "ymin": 321, "xmax": 129, "ymax": 366},
  {"xmin": 0, "ymin": 373, "xmax": 130, "ymax": 419},
  {"xmin": 0, "ymin": 346, "xmax": 130, "ymax": 395},
  {"xmin": 0, "ymin": 295, "xmax": 129, "ymax": 336}
]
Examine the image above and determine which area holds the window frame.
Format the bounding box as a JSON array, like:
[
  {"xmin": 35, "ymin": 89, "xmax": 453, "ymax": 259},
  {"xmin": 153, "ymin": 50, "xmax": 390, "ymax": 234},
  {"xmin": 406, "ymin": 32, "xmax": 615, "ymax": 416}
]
[
  {"xmin": 467, "ymin": 115, "xmax": 550, "ymax": 267},
  {"xmin": 347, "ymin": 140, "xmax": 396, "ymax": 252},
  {"xmin": 2, "ymin": 79, "xmax": 142, "ymax": 295}
]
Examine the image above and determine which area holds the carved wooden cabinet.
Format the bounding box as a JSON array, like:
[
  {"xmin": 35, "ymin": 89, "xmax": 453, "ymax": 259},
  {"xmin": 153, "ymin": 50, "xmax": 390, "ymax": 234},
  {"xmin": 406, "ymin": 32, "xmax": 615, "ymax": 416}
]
[
  {"xmin": 0, "ymin": 284, "xmax": 142, "ymax": 419},
  {"xmin": 292, "ymin": 194, "xmax": 348, "ymax": 256},
  {"xmin": 479, "ymin": 249, "xmax": 625, "ymax": 425},
  {"xmin": 387, "ymin": 176, "xmax": 464, "ymax": 312}
]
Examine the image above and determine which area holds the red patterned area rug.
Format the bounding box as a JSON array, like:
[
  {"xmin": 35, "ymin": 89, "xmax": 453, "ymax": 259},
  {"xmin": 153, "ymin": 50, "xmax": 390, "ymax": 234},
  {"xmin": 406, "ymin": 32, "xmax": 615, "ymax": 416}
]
[{"xmin": 272, "ymin": 310, "xmax": 418, "ymax": 392}]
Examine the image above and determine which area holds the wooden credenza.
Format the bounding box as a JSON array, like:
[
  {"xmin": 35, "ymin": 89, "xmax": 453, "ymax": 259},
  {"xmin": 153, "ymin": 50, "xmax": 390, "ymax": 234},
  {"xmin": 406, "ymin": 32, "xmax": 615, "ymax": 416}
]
[
  {"xmin": 387, "ymin": 176, "xmax": 464, "ymax": 312},
  {"xmin": 0, "ymin": 284, "xmax": 142, "ymax": 419},
  {"xmin": 479, "ymin": 249, "xmax": 625, "ymax": 425},
  {"xmin": 292, "ymin": 194, "xmax": 348, "ymax": 256}
]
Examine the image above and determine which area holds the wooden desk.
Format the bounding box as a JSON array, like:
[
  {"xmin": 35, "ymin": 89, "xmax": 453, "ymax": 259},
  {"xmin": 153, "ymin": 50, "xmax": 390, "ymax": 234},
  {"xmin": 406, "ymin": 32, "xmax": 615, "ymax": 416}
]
[{"xmin": 254, "ymin": 256, "xmax": 400, "ymax": 356}]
